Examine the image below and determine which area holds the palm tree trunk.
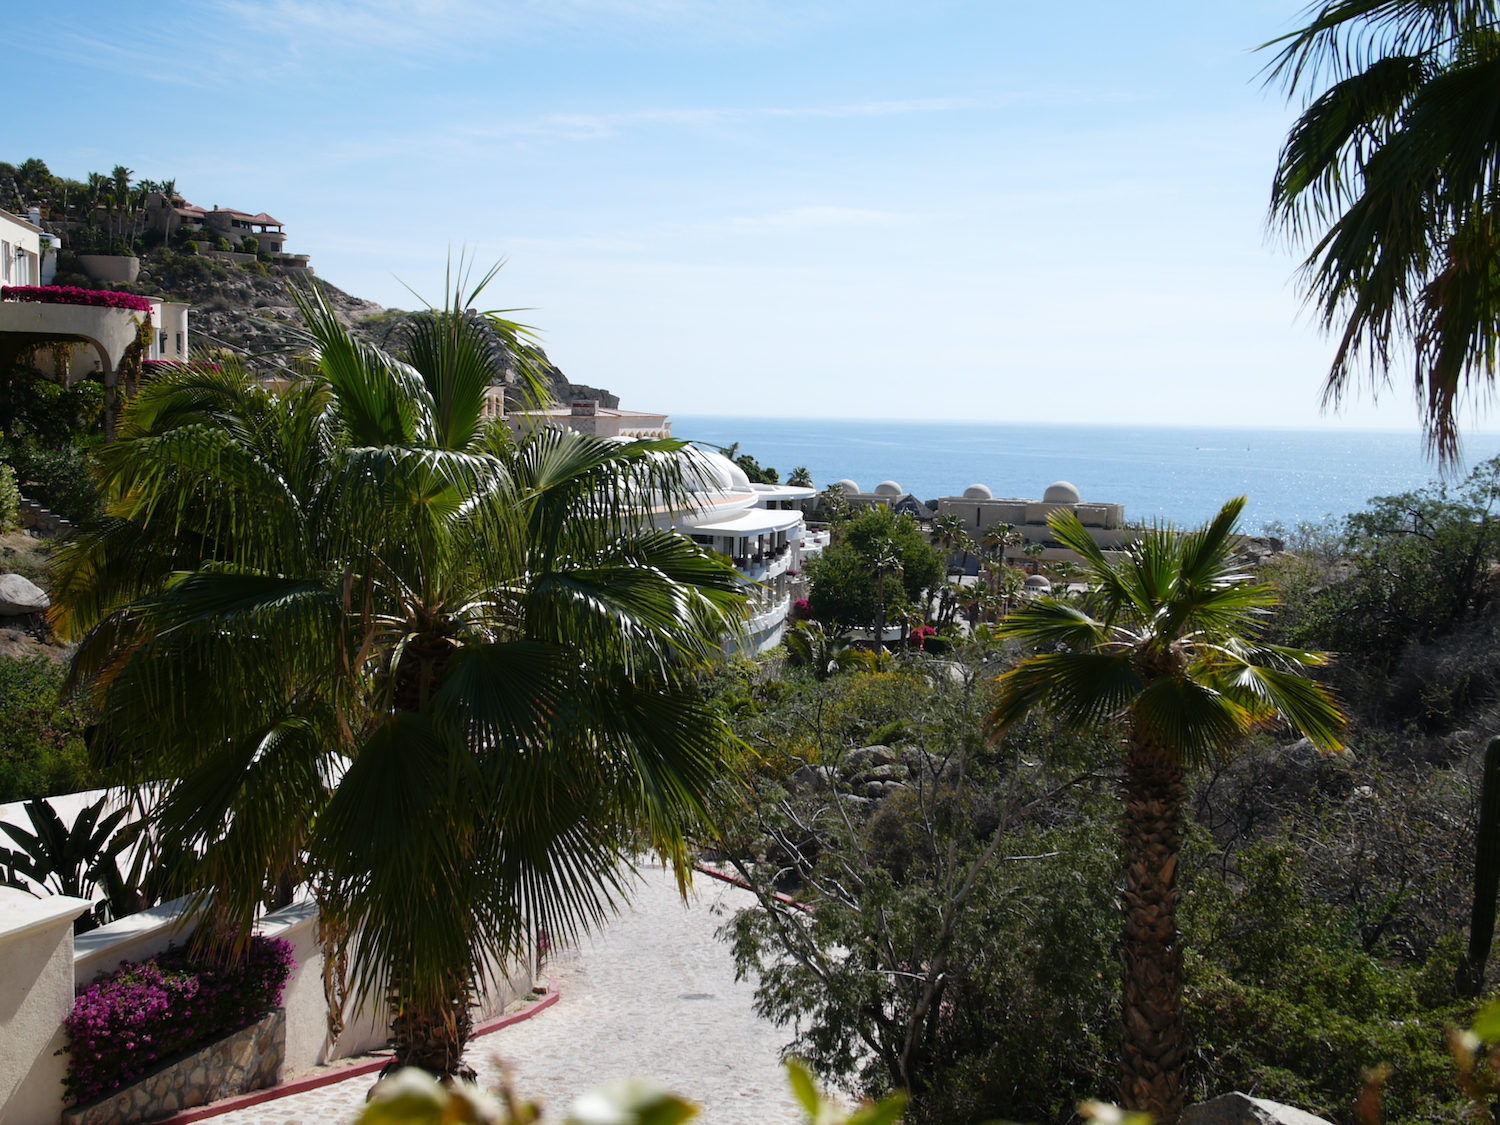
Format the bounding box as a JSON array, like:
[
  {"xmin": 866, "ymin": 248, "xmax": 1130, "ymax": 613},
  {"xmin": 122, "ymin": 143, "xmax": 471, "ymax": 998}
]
[
  {"xmin": 387, "ymin": 982, "xmax": 475, "ymax": 1079},
  {"xmin": 1119, "ymin": 732, "xmax": 1188, "ymax": 1124}
]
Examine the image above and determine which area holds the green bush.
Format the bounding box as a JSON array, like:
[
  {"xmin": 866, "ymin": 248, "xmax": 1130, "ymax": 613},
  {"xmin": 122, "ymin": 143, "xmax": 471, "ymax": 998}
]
[
  {"xmin": 215, "ymin": 237, "xmax": 232, "ymax": 252},
  {"xmin": 0, "ymin": 462, "xmax": 18, "ymax": 528},
  {"xmin": 0, "ymin": 657, "xmax": 97, "ymax": 802}
]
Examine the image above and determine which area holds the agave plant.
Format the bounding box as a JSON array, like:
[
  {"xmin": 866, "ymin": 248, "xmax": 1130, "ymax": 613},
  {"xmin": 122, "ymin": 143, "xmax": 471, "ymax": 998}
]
[{"xmin": 52, "ymin": 270, "xmax": 746, "ymax": 1075}]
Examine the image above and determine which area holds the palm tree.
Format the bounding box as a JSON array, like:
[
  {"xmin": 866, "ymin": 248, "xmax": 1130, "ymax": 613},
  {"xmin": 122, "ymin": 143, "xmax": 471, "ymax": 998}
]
[
  {"xmin": 51, "ymin": 271, "xmax": 746, "ymax": 1077},
  {"xmin": 931, "ymin": 513, "xmax": 969, "ymax": 575},
  {"xmin": 869, "ymin": 535, "xmax": 904, "ymax": 653},
  {"xmin": 787, "ymin": 465, "xmax": 813, "ymax": 488},
  {"xmin": 1266, "ymin": 1, "xmax": 1500, "ymax": 464},
  {"xmin": 980, "ymin": 521, "xmax": 1022, "ymax": 563},
  {"xmin": 986, "ymin": 498, "xmax": 1345, "ymax": 1124}
]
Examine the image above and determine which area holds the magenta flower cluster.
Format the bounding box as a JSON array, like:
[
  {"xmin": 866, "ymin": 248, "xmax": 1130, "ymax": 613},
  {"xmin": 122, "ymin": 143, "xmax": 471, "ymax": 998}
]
[
  {"xmin": 1, "ymin": 285, "xmax": 153, "ymax": 313},
  {"xmin": 61, "ymin": 936, "xmax": 295, "ymax": 1105}
]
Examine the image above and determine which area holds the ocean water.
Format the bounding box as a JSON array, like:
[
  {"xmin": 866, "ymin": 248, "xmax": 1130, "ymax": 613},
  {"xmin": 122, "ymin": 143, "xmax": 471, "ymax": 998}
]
[{"xmin": 671, "ymin": 417, "xmax": 1500, "ymax": 532}]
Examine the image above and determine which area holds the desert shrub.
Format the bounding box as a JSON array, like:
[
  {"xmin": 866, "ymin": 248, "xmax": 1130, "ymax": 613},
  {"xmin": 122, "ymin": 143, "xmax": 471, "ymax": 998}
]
[
  {"xmin": 0, "ymin": 462, "xmax": 18, "ymax": 527},
  {"xmin": 1182, "ymin": 842, "xmax": 1469, "ymax": 1124},
  {"xmin": 0, "ymin": 656, "xmax": 96, "ymax": 802},
  {"xmin": 62, "ymin": 936, "xmax": 296, "ymax": 1104},
  {"xmin": 5, "ymin": 441, "xmax": 101, "ymax": 524}
]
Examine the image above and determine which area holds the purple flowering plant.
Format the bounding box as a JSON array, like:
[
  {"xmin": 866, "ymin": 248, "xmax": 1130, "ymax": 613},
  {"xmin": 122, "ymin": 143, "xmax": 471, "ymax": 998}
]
[
  {"xmin": 1, "ymin": 285, "xmax": 153, "ymax": 313},
  {"xmin": 60, "ymin": 936, "xmax": 295, "ymax": 1105}
]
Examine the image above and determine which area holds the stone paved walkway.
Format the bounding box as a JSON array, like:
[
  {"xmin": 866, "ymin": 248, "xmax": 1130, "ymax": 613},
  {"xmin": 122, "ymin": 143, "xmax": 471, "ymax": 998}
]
[{"xmin": 213, "ymin": 864, "xmax": 802, "ymax": 1125}]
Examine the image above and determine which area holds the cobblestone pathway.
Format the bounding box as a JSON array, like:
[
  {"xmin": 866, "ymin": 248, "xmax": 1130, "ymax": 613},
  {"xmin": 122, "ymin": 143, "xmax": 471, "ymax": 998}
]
[{"xmin": 214, "ymin": 864, "xmax": 802, "ymax": 1125}]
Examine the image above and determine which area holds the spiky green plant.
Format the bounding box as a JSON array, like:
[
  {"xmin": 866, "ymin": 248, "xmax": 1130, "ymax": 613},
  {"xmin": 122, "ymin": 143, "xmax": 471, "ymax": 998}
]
[
  {"xmin": 51, "ymin": 270, "xmax": 746, "ymax": 1076},
  {"xmin": 1266, "ymin": 1, "xmax": 1500, "ymax": 463},
  {"xmin": 987, "ymin": 498, "xmax": 1346, "ymax": 1124}
]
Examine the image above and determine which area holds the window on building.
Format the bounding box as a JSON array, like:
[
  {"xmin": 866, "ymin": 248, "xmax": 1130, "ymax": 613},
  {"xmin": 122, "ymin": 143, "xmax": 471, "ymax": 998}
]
[{"xmin": 1, "ymin": 241, "xmax": 10, "ymax": 283}]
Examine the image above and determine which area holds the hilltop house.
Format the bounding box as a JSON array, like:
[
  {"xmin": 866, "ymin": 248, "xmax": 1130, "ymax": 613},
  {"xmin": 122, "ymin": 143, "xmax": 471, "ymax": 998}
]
[{"xmin": 143, "ymin": 193, "xmax": 310, "ymax": 269}]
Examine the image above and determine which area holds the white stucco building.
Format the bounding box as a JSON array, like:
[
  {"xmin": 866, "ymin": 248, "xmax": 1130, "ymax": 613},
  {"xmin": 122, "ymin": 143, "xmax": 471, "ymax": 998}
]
[
  {"xmin": 670, "ymin": 451, "xmax": 821, "ymax": 655},
  {"xmin": 0, "ymin": 209, "xmax": 44, "ymax": 288}
]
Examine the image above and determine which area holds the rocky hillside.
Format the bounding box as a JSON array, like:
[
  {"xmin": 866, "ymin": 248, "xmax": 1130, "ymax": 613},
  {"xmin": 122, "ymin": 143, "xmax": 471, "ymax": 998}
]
[{"xmin": 67, "ymin": 247, "xmax": 617, "ymax": 407}]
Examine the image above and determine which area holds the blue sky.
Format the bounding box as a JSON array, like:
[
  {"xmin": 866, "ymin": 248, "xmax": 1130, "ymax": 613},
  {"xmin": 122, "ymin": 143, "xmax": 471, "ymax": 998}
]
[{"xmin": 13, "ymin": 0, "xmax": 1462, "ymax": 431}]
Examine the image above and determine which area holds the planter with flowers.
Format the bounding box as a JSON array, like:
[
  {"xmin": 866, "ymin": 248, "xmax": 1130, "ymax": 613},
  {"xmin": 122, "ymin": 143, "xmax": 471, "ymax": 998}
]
[{"xmin": 60, "ymin": 936, "xmax": 295, "ymax": 1125}]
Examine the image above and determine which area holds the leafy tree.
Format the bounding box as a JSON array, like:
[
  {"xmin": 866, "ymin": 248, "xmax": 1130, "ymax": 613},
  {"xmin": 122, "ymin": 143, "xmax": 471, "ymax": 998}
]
[
  {"xmin": 1266, "ymin": 0, "xmax": 1500, "ymax": 463},
  {"xmin": 987, "ymin": 498, "xmax": 1346, "ymax": 1123},
  {"xmin": 788, "ymin": 465, "xmax": 813, "ymax": 488},
  {"xmin": 806, "ymin": 509, "xmax": 944, "ymax": 633},
  {"xmin": 51, "ymin": 273, "xmax": 746, "ymax": 1077},
  {"xmin": 735, "ymin": 450, "xmax": 779, "ymax": 485},
  {"xmin": 0, "ymin": 657, "xmax": 97, "ymax": 802},
  {"xmin": 1279, "ymin": 455, "xmax": 1500, "ymax": 675}
]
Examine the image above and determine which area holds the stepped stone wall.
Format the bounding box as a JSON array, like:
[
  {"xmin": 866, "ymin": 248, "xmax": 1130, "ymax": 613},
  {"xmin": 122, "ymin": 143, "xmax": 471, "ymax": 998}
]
[{"xmin": 61, "ymin": 1009, "xmax": 284, "ymax": 1125}]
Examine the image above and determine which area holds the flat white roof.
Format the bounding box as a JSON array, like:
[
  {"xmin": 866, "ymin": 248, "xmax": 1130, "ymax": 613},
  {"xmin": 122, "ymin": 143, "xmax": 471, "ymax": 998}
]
[{"xmin": 684, "ymin": 508, "xmax": 802, "ymax": 536}]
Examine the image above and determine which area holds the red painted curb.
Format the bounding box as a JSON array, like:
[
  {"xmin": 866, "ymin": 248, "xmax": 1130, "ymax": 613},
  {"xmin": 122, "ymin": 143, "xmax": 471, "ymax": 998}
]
[
  {"xmin": 694, "ymin": 862, "xmax": 812, "ymax": 913},
  {"xmin": 153, "ymin": 986, "xmax": 560, "ymax": 1125}
]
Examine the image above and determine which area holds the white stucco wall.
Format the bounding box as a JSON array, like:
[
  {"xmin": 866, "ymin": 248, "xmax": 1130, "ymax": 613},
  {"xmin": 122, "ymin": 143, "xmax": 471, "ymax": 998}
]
[{"xmin": 0, "ymin": 890, "xmax": 91, "ymax": 1125}]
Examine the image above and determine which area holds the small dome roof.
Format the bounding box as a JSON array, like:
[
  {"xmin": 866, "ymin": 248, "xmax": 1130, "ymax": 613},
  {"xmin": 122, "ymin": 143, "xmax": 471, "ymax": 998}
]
[
  {"xmin": 1024, "ymin": 573, "xmax": 1052, "ymax": 588},
  {"xmin": 832, "ymin": 479, "xmax": 861, "ymax": 494},
  {"xmin": 874, "ymin": 480, "xmax": 903, "ymax": 496},
  {"xmin": 962, "ymin": 484, "xmax": 993, "ymax": 500},
  {"xmin": 725, "ymin": 460, "xmax": 750, "ymax": 488},
  {"xmin": 1043, "ymin": 481, "xmax": 1081, "ymax": 504}
]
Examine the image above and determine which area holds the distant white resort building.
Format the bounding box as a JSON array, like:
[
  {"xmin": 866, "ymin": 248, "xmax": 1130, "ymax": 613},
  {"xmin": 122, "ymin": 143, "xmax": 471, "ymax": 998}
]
[
  {"xmin": 500, "ymin": 397, "xmax": 671, "ymax": 439},
  {"xmin": 671, "ymin": 450, "xmax": 822, "ymax": 655},
  {"xmin": 827, "ymin": 478, "xmax": 929, "ymax": 517},
  {"xmin": 936, "ymin": 480, "xmax": 1127, "ymax": 561}
]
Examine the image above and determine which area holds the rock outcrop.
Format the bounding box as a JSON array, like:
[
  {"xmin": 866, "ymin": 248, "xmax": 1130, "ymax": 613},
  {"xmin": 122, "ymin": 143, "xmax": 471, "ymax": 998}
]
[
  {"xmin": 0, "ymin": 572, "xmax": 48, "ymax": 615},
  {"xmin": 1182, "ymin": 1092, "xmax": 1333, "ymax": 1125}
]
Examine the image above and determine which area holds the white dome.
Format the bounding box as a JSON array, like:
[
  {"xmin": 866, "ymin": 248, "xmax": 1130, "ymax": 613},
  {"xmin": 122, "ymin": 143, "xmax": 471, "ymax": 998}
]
[
  {"xmin": 874, "ymin": 480, "xmax": 903, "ymax": 497},
  {"xmin": 962, "ymin": 484, "xmax": 993, "ymax": 500},
  {"xmin": 686, "ymin": 451, "xmax": 746, "ymax": 492},
  {"xmin": 1024, "ymin": 573, "xmax": 1052, "ymax": 588},
  {"xmin": 1042, "ymin": 481, "xmax": 1081, "ymax": 504},
  {"xmin": 832, "ymin": 479, "xmax": 861, "ymax": 494}
]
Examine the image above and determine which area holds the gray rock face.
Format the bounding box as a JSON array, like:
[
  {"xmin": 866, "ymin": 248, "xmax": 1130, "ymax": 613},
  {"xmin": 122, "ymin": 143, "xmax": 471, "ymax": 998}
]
[
  {"xmin": 1182, "ymin": 1092, "xmax": 1333, "ymax": 1125},
  {"xmin": 0, "ymin": 572, "xmax": 48, "ymax": 615}
]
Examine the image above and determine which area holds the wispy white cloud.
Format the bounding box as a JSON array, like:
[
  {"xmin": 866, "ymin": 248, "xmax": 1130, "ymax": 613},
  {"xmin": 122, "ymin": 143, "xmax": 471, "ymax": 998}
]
[
  {"xmin": 208, "ymin": 0, "xmax": 857, "ymax": 57},
  {"xmin": 724, "ymin": 205, "xmax": 908, "ymax": 232}
]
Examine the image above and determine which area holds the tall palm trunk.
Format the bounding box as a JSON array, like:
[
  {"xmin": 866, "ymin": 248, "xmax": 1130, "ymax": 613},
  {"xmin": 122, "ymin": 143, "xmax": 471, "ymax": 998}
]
[
  {"xmin": 386, "ymin": 627, "xmax": 474, "ymax": 1078},
  {"xmin": 1119, "ymin": 732, "xmax": 1188, "ymax": 1124}
]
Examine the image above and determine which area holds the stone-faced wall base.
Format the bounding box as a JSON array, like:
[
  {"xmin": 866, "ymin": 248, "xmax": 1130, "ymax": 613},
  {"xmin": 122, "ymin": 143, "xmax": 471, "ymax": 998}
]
[{"xmin": 62, "ymin": 1008, "xmax": 285, "ymax": 1125}]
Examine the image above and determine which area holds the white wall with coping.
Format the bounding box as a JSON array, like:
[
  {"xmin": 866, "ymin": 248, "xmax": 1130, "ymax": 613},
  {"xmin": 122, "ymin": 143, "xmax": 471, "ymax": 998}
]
[
  {"xmin": 73, "ymin": 896, "xmax": 199, "ymax": 986},
  {"xmin": 0, "ymin": 889, "xmax": 91, "ymax": 1125}
]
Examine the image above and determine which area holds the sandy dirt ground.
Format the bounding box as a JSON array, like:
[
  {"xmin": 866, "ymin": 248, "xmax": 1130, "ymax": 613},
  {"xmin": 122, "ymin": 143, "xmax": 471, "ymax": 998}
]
[{"xmin": 208, "ymin": 864, "xmax": 803, "ymax": 1125}]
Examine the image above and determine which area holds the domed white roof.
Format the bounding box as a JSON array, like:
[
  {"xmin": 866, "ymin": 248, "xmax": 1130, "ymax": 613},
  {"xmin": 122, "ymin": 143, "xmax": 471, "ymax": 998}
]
[
  {"xmin": 686, "ymin": 451, "xmax": 749, "ymax": 492},
  {"xmin": 874, "ymin": 480, "xmax": 903, "ymax": 497},
  {"xmin": 962, "ymin": 484, "xmax": 993, "ymax": 500},
  {"xmin": 1043, "ymin": 481, "xmax": 1081, "ymax": 504},
  {"xmin": 1024, "ymin": 573, "xmax": 1052, "ymax": 588},
  {"xmin": 832, "ymin": 479, "xmax": 861, "ymax": 494}
]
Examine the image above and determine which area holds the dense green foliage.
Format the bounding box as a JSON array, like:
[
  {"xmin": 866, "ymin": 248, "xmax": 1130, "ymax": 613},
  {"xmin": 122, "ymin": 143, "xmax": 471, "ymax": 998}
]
[
  {"xmin": 804, "ymin": 508, "xmax": 945, "ymax": 631},
  {"xmin": 716, "ymin": 626, "xmax": 1480, "ymax": 1123},
  {"xmin": 1272, "ymin": 455, "xmax": 1500, "ymax": 731},
  {"xmin": 0, "ymin": 657, "xmax": 95, "ymax": 802}
]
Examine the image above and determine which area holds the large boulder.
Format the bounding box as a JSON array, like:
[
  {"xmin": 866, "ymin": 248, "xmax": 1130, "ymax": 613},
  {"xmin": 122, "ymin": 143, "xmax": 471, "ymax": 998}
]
[
  {"xmin": 0, "ymin": 573, "xmax": 48, "ymax": 615},
  {"xmin": 1182, "ymin": 1093, "xmax": 1333, "ymax": 1125}
]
